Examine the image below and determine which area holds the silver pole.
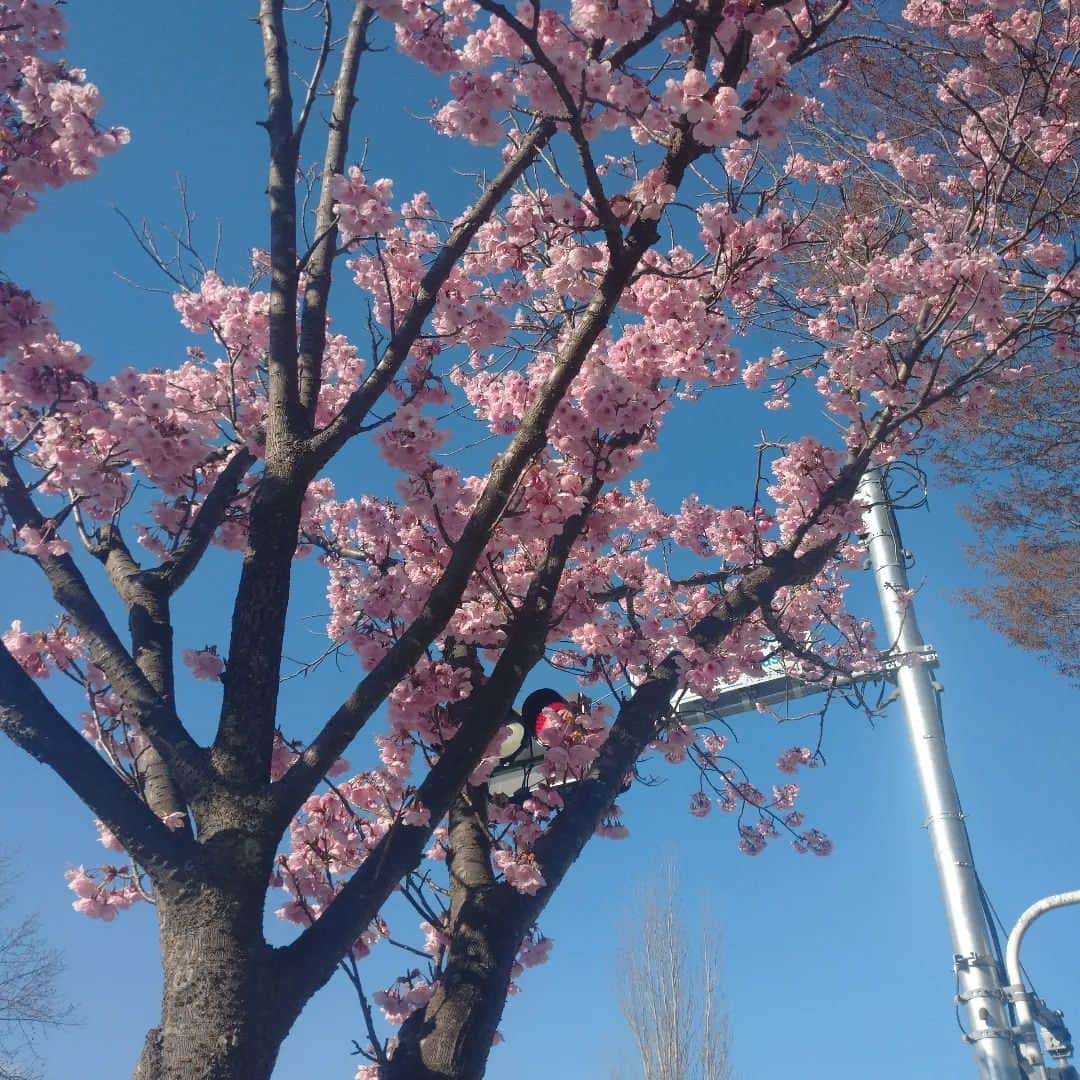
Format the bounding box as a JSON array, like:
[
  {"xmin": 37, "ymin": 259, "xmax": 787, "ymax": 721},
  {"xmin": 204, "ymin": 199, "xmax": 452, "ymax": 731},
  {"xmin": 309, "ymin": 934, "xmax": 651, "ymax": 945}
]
[{"xmin": 859, "ymin": 468, "xmax": 1022, "ymax": 1080}]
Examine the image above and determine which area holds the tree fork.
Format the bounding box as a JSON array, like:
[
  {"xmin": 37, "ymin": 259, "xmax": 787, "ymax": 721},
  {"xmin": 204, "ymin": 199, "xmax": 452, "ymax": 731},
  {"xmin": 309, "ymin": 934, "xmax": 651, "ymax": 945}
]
[{"xmin": 382, "ymin": 527, "xmax": 850, "ymax": 1080}]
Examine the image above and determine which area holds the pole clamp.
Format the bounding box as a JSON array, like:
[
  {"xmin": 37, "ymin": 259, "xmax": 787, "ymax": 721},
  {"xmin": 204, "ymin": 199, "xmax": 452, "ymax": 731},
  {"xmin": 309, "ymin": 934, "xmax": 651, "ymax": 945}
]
[
  {"xmin": 957, "ymin": 987, "xmax": 1007, "ymax": 1004},
  {"xmin": 963, "ymin": 1027, "xmax": 1016, "ymax": 1045}
]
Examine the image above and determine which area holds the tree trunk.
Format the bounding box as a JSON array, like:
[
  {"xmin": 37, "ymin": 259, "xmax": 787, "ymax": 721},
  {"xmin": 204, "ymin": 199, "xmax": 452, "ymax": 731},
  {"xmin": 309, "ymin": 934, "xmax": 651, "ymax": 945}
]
[
  {"xmin": 385, "ymin": 789, "xmax": 521, "ymax": 1080},
  {"xmin": 132, "ymin": 886, "xmax": 289, "ymax": 1080},
  {"xmin": 384, "ymin": 891, "xmax": 520, "ymax": 1080}
]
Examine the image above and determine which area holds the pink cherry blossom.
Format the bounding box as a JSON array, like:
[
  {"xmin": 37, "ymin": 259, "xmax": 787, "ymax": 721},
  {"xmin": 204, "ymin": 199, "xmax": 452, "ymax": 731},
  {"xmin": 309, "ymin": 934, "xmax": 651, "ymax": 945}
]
[
  {"xmin": 492, "ymin": 849, "xmax": 546, "ymax": 895},
  {"xmin": 777, "ymin": 747, "xmax": 817, "ymax": 774},
  {"xmin": 181, "ymin": 646, "xmax": 225, "ymax": 681}
]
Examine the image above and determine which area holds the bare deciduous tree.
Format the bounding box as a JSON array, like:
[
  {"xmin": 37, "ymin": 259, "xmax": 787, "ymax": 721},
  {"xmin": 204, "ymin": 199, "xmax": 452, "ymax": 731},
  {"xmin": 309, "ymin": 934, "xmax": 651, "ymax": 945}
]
[
  {"xmin": 618, "ymin": 866, "xmax": 731, "ymax": 1080},
  {"xmin": 0, "ymin": 859, "xmax": 71, "ymax": 1080},
  {"xmin": 936, "ymin": 359, "xmax": 1080, "ymax": 683}
]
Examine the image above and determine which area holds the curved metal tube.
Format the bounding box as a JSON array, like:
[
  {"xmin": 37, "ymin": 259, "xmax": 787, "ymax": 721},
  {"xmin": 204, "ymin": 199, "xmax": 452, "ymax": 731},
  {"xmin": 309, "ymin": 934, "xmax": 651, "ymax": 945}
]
[
  {"xmin": 1005, "ymin": 891, "xmax": 1080, "ymax": 988},
  {"xmin": 1005, "ymin": 891, "xmax": 1080, "ymax": 1071}
]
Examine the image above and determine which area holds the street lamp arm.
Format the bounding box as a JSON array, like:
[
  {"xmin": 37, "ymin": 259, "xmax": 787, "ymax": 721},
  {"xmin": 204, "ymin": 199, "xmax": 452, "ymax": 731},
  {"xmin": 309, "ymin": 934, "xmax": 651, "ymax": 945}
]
[
  {"xmin": 1005, "ymin": 891, "xmax": 1080, "ymax": 990},
  {"xmin": 1005, "ymin": 890, "xmax": 1080, "ymax": 1074}
]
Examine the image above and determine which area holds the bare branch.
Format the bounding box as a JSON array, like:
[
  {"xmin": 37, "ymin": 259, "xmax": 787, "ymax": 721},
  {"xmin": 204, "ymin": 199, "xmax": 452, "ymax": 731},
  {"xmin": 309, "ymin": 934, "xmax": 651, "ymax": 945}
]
[
  {"xmin": 306, "ymin": 119, "xmax": 556, "ymax": 466},
  {"xmin": 618, "ymin": 864, "xmax": 731, "ymax": 1080},
  {"xmin": 75, "ymin": 520, "xmax": 189, "ymax": 827},
  {"xmin": 258, "ymin": 0, "xmax": 305, "ymax": 437},
  {"xmin": 388, "ymin": 785, "xmax": 515, "ymax": 1076},
  {"xmin": 297, "ymin": 2, "xmax": 373, "ymax": 422},
  {"xmin": 293, "ymin": 1, "xmax": 334, "ymax": 150}
]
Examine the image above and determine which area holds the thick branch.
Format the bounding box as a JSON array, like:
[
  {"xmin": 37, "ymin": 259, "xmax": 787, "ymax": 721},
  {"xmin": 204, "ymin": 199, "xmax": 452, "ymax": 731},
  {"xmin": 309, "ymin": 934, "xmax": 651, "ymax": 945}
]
[
  {"xmin": 79, "ymin": 520, "xmax": 146, "ymax": 613},
  {"xmin": 445, "ymin": 786, "xmax": 496, "ymax": 924},
  {"xmin": 80, "ymin": 523, "xmax": 188, "ymax": 826},
  {"xmin": 0, "ymin": 451, "xmax": 209, "ymax": 800},
  {"xmin": 275, "ymin": 472, "xmax": 604, "ymax": 1009},
  {"xmin": 297, "ymin": 1, "xmax": 372, "ymax": 422},
  {"xmin": 211, "ymin": 466, "xmax": 306, "ymax": 787},
  {"xmin": 75, "ymin": 451, "xmax": 249, "ymax": 821},
  {"xmin": 0, "ymin": 639, "xmax": 194, "ymax": 882},
  {"xmin": 386, "ymin": 787, "xmax": 516, "ymax": 1080}
]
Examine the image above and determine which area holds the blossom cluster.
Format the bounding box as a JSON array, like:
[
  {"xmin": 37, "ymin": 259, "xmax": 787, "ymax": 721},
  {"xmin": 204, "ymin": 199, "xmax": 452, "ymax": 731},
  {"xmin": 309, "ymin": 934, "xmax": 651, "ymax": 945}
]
[
  {"xmin": 64, "ymin": 864, "xmax": 140, "ymax": 921},
  {"xmin": 0, "ymin": 1, "xmax": 129, "ymax": 230},
  {"xmin": 2, "ymin": 617, "xmax": 81, "ymax": 677}
]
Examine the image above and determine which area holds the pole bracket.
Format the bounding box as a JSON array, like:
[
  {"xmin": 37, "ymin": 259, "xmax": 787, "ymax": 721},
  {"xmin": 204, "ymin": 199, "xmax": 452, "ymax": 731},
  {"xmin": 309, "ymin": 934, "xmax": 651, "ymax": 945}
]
[
  {"xmin": 954, "ymin": 951, "xmax": 1001, "ymax": 972},
  {"xmin": 878, "ymin": 644, "xmax": 940, "ymax": 673}
]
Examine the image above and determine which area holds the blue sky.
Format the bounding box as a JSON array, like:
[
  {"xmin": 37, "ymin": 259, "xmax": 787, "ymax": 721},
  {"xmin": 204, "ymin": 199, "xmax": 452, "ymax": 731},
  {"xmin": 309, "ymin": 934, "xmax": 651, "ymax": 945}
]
[{"xmin": 2, "ymin": 5, "xmax": 1078, "ymax": 1079}]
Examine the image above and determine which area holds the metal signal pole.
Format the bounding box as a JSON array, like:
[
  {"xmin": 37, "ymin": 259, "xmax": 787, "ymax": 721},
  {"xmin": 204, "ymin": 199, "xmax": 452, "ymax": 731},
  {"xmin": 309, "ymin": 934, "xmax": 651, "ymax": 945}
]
[
  {"xmin": 859, "ymin": 468, "xmax": 1023, "ymax": 1080},
  {"xmin": 492, "ymin": 466, "xmax": 1072, "ymax": 1078}
]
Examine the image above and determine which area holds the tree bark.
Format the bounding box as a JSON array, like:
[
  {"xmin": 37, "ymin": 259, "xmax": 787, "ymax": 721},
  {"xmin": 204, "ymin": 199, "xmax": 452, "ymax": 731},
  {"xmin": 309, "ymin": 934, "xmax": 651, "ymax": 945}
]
[
  {"xmin": 385, "ymin": 790, "xmax": 520, "ymax": 1080},
  {"xmin": 383, "ymin": 900, "xmax": 518, "ymax": 1080},
  {"xmin": 132, "ymin": 885, "xmax": 289, "ymax": 1080}
]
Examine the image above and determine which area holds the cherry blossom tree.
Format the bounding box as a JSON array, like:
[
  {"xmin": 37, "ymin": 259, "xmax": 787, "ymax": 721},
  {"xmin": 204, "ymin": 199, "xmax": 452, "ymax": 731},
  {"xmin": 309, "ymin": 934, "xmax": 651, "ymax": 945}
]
[
  {"xmin": 1, "ymin": 2, "xmax": 1078, "ymax": 1079},
  {"xmin": 810, "ymin": 1, "xmax": 1080, "ymax": 683}
]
